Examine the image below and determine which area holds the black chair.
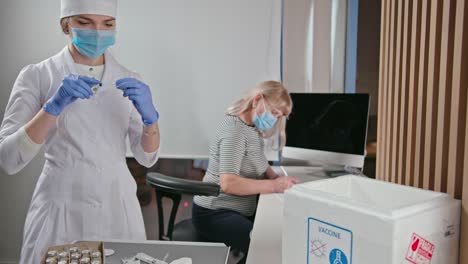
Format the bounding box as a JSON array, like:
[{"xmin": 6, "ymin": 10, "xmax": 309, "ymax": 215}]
[{"xmin": 146, "ymin": 172, "xmax": 220, "ymax": 241}]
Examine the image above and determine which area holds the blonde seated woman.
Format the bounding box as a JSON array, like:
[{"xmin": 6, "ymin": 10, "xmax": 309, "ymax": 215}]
[{"xmin": 192, "ymin": 81, "xmax": 298, "ymax": 264}]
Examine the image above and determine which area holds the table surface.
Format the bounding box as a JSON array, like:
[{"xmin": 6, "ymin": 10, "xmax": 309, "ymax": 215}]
[
  {"xmin": 246, "ymin": 166, "xmax": 331, "ymax": 264},
  {"xmin": 101, "ymin": 240, "xmax": 229, "ymax": 264}
]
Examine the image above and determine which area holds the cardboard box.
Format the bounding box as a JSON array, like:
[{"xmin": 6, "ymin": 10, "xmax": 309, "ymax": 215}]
[
  {"xmin": 283, "ymin": 175, "xmax": 461, "ymax": 264},
  {"xmin": 42, "ymin": 241, "xmax": 104, "ymax": 263}
]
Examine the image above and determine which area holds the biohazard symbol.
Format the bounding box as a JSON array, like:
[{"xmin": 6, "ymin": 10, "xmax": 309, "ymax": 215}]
[{"xmin": 310, "ymin": 239, "xmax": 327, "ymax": 258}]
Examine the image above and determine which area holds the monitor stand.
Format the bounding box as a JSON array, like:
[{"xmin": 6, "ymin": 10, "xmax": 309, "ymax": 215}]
[{"xmin": 280, "ymin": 158, "xmax": 363, "ymax": 177}]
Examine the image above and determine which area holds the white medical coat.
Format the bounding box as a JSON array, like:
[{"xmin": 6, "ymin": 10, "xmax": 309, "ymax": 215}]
[{"xmin": 0, "ymin": 47, "xmax": 159, "ymax": 264}]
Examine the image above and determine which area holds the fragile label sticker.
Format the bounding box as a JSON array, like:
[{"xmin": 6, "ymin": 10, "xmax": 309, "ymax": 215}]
[
  {"xmin": 405, "ymin": 233, "xmax": 435, "ymax": 264},
  {"xmin": 307, "ymin": 217, "xmax": 353, "ymax": 264}
]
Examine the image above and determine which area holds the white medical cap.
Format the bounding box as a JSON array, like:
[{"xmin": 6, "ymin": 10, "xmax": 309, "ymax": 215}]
[{"xmin": 60, "ymin": 0, "xmax": 118, "ymax": 18}]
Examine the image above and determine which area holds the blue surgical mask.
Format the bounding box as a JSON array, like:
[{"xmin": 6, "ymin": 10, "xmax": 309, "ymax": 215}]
[
  {"xmin": 71, "ymin": 28, "xmax": 116, "ymax": 58},
  {"xmin": 253, "ymin": 98, "xmax": 278, "ymax": 131}
]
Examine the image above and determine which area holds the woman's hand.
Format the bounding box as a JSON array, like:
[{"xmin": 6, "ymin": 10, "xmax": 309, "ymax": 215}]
[
  {"xmin": 116, "ymin": 78, "xmax": 159, "ymax": 126},
  {"xmin": 43, "ymin": 74, "xmax": 98, "ymax": 116},
  {"xmin": 272, "ymin": 176, "xmax": 298, "ymax": 193}
]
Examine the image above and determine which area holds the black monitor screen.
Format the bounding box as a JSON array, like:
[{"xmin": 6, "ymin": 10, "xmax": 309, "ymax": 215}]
[{"xmin": 285, "ymin": 93, "xmax": 370, "ymax": 155}]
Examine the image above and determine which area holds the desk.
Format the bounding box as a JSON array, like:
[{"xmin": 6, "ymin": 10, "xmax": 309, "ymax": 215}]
[
  {"xmin": 246, "ymin": 166, "xmax": 330, "ymax": 264},
  {"xmin": 102, "ymin": 240, "xmax": 229, "ymax": 264}
]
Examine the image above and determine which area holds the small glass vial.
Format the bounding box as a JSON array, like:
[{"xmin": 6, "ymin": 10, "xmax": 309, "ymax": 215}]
[
  {"xmin": 91, "ymin": 83, "xmax": 102, "ymax": 94},
  {"xmin": 58, "ymin": 251, "xmax": 69, "ymax": 259},
  {"xmin": 58, "ymin": 260, "xmax": 69, "ymax": 264},
  {"xmin": 80, "ymin": 257, "xmax": 91, "ymax": 264},
  {"xmin": 90, "ymin": 251, "xmax": 101, "ymax": 259},
  {"xmin": 71, "ymin": 252, "xmax": 81, "ymax": 260},
  {"xmin": 47, "ymin": 251, "xmax": 58, "ymax": 258},
  {"xmin": 69, "ymin": 247, "xmax": 79, "ymax": 254},
  {"xmin": 91, "ymin": 259, "xmax": 101, "ymax": 264},
  {"xmin": 81, "ymin": 249, "xmax": 91, "ymax": 257},
  {"xmin": 46, "ymin": 257, "xmax": 58, "ymax": 264},
  {"xmin": 70, "ymin": 260, "xmax": 79, "ymax": 264}
]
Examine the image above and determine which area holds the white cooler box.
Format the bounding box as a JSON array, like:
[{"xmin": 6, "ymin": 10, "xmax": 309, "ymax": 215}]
[{"xmin": 283, "ymin": 175, "xmax": 460, "ymax": 264}]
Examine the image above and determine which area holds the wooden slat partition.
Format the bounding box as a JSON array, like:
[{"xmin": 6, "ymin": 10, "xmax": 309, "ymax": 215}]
[
  {"xmin": 377, "ymin": 0, "xmax": 468, "ymax": 262},
  {"xmin": 459, "ymin": 0, "xmax": 468, "ymax": 261},
  {"xmin": 423, "ymin": 0, "xmax": 443, "ymax": 190},
  {"xmin": 390, "ymin": 0, "xmax": 401, "ymax": 184},
  {"xmin": 434, "ymin": 0, "xmax": 457, "ymax": 194},
  {"xmin": 376, "ymin": 0, "xmax": 386, "ymax": 180},
  {"xmin": 449, "ymin": 0, "xmax": 468, "ymax": 198},
  {"xmin": 387, "ymin": 0, "xmax": 396, "ymax": 183},
  {"xmin": 397, "ymin": 0, "xmax": 411, "ymax": 185},
  {"xmin": 405, "ymin": 0, "xmax": 422, "ymax": 187},
  {"xmin": 414, "ymin": 0, "xmax": 429, "ymax": 189}
]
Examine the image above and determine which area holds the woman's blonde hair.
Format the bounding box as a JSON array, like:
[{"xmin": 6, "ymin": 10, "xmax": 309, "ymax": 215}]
[{"xmin": 227, "ymin": 80, "xmax": 292, "ymax": 148}]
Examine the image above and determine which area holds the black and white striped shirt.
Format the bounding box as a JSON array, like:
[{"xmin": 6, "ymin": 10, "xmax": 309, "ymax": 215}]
[{"xmin": 194, "ymin": 115, "xmax": 269, "ymax": 216}]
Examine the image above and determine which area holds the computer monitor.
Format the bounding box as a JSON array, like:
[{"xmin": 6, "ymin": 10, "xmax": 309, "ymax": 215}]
[{"xmin": 282, "ymin": 93, "xmax": 370, "ymax": 168}]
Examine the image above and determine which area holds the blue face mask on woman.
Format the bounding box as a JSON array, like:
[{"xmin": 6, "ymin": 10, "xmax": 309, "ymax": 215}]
[
  {"xmin": 253, "ymin": 98, "xmax": 278, "ymax": 131},
  {"xmin": 71, "ymin": 27, "xmax": 116, "ymax": 58}
]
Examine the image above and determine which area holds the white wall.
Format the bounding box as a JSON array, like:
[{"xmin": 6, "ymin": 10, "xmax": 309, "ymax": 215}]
[
  {"xmin": 330, "ymin": 0, "xmax": 348, "ymax": 93},
  {"xmin": 113, "ymin": 0, "xmax": 282, "ymax": 158},
  {"xmin": 283, "ymin": 0, "xmax": 347, "ymax": 93},
  {"xmin": 0, "ymin": 1, "xmax": 66, "ymax": 262},
  {"xmin": 283, "ymin": 0, "xmax": 312, "ymax": 93}
]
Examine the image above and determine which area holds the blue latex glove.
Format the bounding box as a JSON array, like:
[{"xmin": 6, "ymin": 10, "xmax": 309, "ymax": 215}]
[
  {"xmin": 43, "ymin": 74, "xmax": 98, "ymax": 116},
  {"xmin": 115, "ymin": 78, "xmax": 159, "ymax": 125}
]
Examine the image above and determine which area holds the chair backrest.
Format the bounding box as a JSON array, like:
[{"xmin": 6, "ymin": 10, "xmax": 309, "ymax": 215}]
[
  {"xmin": 146, "ymin": 172, "xmax": 220, "ymax": 240},
  {"xmin": 147, "ymin": 172, "xmax": 220, "ymax": 196}
]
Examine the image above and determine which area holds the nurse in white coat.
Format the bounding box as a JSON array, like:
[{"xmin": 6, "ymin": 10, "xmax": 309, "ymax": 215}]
[{"xmin": 0, "ymin": 0, "xmax": 160, "ymax": 263}]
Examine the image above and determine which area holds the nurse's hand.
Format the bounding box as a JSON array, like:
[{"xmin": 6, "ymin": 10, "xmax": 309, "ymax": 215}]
[
  {"xmin": 116, "ymin": 78, "xmax": 159, "ymax": 125},
  {"xmin": 43, "ymin": 74, "xmax": 97, "ymax": 116},
  {"xmin": 272, "ymin": 176, "xmax": 298, "ymax": 193}
]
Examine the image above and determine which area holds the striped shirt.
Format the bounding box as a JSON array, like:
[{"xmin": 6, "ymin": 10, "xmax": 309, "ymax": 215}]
[{"xmin": 194, "ymin": 115, "xmax": 269, "ymax": 216}]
